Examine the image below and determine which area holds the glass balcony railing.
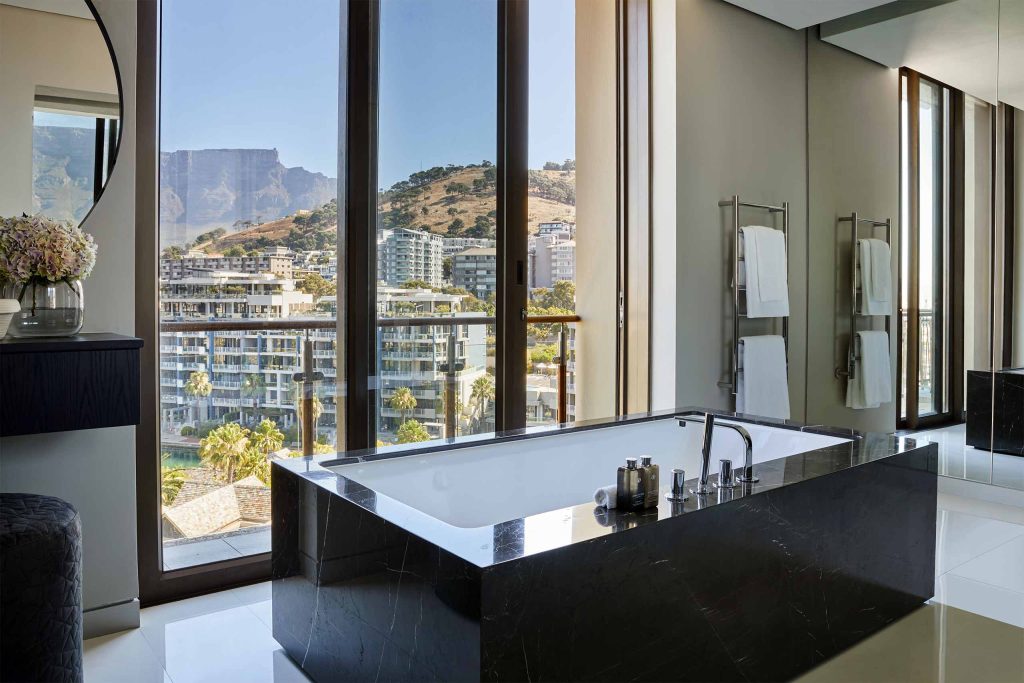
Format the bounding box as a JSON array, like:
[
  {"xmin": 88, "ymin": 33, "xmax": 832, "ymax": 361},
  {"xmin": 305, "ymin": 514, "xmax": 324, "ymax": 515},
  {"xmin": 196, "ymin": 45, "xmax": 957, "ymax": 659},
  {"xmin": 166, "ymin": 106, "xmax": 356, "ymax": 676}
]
[{"xmin": 156, "ymin": 313, "xmax": 578, "ymax": 570}]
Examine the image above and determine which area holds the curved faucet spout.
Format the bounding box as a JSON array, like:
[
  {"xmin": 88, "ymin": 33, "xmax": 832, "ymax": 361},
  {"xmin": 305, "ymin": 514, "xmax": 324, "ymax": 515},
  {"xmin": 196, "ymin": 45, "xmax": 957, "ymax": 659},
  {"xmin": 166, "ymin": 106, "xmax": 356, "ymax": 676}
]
[{"xmin": 677, "ymin": 414, "xmax": 759, "ymax": 486}]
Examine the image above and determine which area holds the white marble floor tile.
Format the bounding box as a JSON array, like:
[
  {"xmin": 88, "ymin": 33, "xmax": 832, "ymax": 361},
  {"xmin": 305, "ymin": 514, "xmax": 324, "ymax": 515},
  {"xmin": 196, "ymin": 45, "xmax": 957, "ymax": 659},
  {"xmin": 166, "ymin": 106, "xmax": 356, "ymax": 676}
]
[
  {"xmin": 246, "ymin": 599, "xmax": 273, "ymax": 630},
  {"xmin": 934, "ymin": 507, "xmax": 1024, "ymax": 574},
  {"xmin": 141, "ymin": 603, "xmax": 285, "ymax": 682},
  {"xmin": 949, "ymin": 534, "xmax": 1024, "ymax": 594},
  {"xmin": 83, "ymin": 628, "xmax": 168, "ymax": 683},
  {"xmin": 933, "ymin": 572, "xmax": 1024, "ymax": 629}
]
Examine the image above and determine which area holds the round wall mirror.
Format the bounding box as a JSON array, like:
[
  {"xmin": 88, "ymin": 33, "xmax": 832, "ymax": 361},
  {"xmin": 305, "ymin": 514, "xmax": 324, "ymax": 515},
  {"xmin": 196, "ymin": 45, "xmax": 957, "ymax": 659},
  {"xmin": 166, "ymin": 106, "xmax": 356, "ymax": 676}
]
[{"xmin": 0, "ymin": 0, "xmax": 123, "ymax": 227}]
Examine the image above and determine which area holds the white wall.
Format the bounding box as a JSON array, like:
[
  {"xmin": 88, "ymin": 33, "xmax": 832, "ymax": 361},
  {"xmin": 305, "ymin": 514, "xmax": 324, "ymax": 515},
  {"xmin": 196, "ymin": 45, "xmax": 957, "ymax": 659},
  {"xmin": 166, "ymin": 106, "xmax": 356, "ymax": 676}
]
[
  {"xmin": 0, "ymin": 4, "xmax": 118, "ymax": 217},
  {"xmin": 0, "ymin": 0, "xmax": 138, "ymax": 638},
  {"xmin": 575, "ymin": 0, "xmax": 618, "ymax": 421},
  {"xmin": 805, "ymin": 36, "xmax": 899, "ymax": 433},
  {"xmin": 650, "ymin": 0, "xmax": 678, "ymax": 411},
  {"xmin": 1015, "ymin": 108, "xmax": 1024, "ymax": 366},
  {"xmin": 673, "ymin": 0, "xmax": 808, "ymax": 419}
]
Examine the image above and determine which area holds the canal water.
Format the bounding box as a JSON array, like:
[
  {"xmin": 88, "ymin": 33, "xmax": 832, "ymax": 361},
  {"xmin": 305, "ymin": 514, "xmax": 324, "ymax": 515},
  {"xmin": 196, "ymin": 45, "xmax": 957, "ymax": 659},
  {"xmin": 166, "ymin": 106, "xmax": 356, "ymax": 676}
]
[{"xmin": 162, "ymin": 445, "xmax": 202, "ymax": 469}]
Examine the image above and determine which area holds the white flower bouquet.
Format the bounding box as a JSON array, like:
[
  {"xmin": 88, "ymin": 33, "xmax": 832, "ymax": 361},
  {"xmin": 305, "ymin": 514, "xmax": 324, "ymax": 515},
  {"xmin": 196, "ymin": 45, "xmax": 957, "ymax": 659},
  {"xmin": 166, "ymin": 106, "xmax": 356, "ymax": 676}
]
[{"xmin": 0, "ymin": 214, "xmax": 97, "ymax": 296}]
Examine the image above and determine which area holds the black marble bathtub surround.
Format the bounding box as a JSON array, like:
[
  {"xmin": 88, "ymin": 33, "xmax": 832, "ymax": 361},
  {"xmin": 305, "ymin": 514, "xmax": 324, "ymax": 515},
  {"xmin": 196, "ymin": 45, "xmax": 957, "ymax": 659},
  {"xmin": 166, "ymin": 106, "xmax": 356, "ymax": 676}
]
[{"xmin": 272, "ymin": 409, "xmax": 938, "ymax": 682}]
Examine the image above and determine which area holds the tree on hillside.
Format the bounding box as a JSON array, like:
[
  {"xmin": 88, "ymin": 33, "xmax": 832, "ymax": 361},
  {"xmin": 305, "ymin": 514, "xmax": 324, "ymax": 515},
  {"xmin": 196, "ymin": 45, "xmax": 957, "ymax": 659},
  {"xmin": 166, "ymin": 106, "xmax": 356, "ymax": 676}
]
[
  {"xmin": 162, "ymin": 246, "xmax": 184, "ymax": 260},
  {"xmin": 533, "ymin": 280, "xmax": 576, "ymax": 311},
  {"xmin": 445, "ymin": 182, "xmax": 469, "ymax": 197},
  {"xmin": 401, "ymin": 279, "xmax": 431, "ymax": 290},
  {"xmin": 297, "ymin": 273, "xmax": 333, "ymax": 298},
  {"xmin": 442, "ymin": 257, "xmax": 453, "ymax": 280},
  {"xmin": 389, "ymin": 387, "xmax": 417, "ymax": 424},
  {"xmin": 543, "ymin": 161, "xmax": 561, "ymax": 170},
  {"xmin": 467, "ymin": 215, "xmax": 494, "ymax": 239},
  {"xmin": 396, "ymin": 419, "xmax": 431, "ymax": 444},
  {"xmin": 224, "ymin": 245, "xmax": 246, "ymax": 257},
  {"xmin": 447, "ymin": 218, "xmax": 465, "ymax": 236}
]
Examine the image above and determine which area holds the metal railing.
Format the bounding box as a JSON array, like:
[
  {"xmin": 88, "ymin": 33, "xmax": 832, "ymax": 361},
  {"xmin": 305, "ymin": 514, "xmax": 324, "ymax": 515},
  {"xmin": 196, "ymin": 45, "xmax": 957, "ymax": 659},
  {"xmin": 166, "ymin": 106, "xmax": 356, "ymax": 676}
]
[{"xmin": 160, "ymin": 314, "xmax": 580, "ymax": 454}]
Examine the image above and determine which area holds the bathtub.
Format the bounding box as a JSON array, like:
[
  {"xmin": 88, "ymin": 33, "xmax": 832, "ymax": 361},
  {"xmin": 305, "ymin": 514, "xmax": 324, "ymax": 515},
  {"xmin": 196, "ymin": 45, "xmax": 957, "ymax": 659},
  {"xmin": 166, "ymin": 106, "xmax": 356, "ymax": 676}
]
[
  {"xmin": 329, "ymin": 415, "xmax": 851, "ymax": 528},
  {"xmin": 272, "ymin": 409, "xmax": 938, "ymax": 682}
]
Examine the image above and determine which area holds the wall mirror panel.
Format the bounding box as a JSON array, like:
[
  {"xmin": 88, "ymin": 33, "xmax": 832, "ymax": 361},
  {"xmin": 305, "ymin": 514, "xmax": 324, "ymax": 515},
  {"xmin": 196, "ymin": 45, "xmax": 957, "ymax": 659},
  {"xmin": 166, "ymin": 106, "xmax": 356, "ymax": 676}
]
[
  {"xmin": 676, "ymin": 0, "xmax": 1019, "ymax": 489},
  {"xmin": 0, "ymin": 0, "xmax": 122, "ymax": 227}
]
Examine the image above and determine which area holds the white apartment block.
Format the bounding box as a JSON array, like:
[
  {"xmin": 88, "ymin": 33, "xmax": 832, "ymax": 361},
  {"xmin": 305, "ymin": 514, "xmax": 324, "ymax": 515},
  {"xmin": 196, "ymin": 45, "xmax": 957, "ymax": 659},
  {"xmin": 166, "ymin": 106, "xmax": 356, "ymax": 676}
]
[
  {"xmin": 537, "ymin": 221, "xmax": 575, "ymax": 237},
  {"xmin": 452, "ymin": 247, "xmax": 498, "ymax": 300},
  {"xmin": 161, "ymin": 248, "xmax": 294, "ymax": 281},
  {"xmin": 532, "ymin": 237, "xmax": 576, "ymax": 289},
  {"xmin": 441, "ymin": 236, "xmax": 495, "ymax": 258},
  {"xmin": 378, "ymin": 228, "xmax": 445, "ymax": 287}
]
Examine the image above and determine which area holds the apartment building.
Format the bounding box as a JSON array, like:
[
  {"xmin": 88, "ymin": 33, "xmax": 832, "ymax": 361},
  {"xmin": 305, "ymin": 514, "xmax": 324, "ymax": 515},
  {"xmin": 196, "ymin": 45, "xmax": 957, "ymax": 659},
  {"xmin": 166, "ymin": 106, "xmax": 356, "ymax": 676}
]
[
  {"xmin": 533, "ymin": 237, "xmax": 576, "ymax": 289},
  {"xmin": 441, "ymin": 236, "xmax": 495, "ymax": 258},
  {"xmin": 378, "ymin": 228, "xmax": 445, "ymax": 287},
  {"xmin": 452, "ymin": 247, "xmax": 497, "ymax": 300},
  {"xmin": 161, "ymin": 246, "xmax": 294, "ymax": 281}
]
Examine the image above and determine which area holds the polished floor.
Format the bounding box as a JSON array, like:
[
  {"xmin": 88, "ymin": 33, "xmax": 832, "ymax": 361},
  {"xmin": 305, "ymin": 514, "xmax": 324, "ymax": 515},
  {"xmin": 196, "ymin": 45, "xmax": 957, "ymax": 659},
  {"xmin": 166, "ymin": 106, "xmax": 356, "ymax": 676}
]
[
  {"xmin": 913, "ymin": 422, "xmax": 1024, "ymax": 491},
  {"xmin": 85, "ymin": 490, "xmax": 1024, "ymax": 683}
]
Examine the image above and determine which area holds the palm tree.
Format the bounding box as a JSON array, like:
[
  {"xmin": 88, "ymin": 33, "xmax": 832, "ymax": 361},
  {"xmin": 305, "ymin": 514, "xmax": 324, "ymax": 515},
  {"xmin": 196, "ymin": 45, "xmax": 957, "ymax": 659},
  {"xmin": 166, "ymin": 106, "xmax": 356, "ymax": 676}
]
[
  {"xmin": 389, "ymin": 387, "xmax": 417, "ymax": 425},
  {"xmin": 471, "ymin": 375, "xmax": 495, "ymax": 405},
  {"xmin": 250, "ymin": 418, "xmax": 284, "ymax": 457},
  {"xmin": 160, "ymin": 454, "xmax": 187, "ymax": 505},
  {"xmin": 184, "ymin": 370, "xmax": 213, "ymax": 425},
  {"xmin": 241, "ymin": 373, "xmax": 266, "ymax": 426},
  {"xmin": 198, "ymin": 422, "xmax": 250, "ymax": 483}
]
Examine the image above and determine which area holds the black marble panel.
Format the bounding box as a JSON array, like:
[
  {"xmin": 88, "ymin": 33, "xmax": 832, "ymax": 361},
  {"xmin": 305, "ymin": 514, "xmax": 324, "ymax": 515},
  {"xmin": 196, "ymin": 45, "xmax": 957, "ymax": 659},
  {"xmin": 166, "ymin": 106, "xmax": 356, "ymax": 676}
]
[
  {"xmin": 272, "ymin": 410, "xmax": 938, "ymax": 683},
  {"xmin": 967, "ymin": 369, "xmax": 1024, "ymax": 456}
]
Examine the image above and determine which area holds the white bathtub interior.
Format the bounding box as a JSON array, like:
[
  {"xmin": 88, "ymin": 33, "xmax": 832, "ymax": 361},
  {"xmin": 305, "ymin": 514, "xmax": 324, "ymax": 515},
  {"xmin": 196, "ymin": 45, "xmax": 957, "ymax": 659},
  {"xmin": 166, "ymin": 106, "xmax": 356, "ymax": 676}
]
[{"xmin": 330, "ymin": 418, "xmax": 853, "ymax": 529}]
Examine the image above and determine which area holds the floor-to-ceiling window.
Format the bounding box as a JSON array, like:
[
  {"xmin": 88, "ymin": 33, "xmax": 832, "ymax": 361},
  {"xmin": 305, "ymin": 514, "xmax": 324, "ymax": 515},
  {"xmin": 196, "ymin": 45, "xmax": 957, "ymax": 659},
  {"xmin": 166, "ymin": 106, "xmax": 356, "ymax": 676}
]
[
  {"xmin": 153, "ymin": 0, "xmax": 340, "ymax": 575},
  {"xmin": 899, "ymin": 68, "xmax": 992, "ymax": 430},
  {"xmin": 141, "ymin": 0, "xmax": 645, "ymax": 603}
]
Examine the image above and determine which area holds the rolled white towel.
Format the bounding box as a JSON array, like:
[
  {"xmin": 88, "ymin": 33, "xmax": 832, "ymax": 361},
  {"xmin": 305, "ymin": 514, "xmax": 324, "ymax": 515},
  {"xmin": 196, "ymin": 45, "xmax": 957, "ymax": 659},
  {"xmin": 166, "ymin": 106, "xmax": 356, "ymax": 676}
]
[{"xmin": 594, "ymin": 484, "xmax": 617, "ymax": 509}]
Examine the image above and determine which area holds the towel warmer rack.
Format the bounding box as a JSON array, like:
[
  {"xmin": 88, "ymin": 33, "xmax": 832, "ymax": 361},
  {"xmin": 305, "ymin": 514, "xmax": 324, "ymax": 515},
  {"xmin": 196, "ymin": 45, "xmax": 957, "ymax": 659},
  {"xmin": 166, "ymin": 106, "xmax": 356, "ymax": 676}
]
[
  {"xmin": 834, "ymin": 211, "xmax": 892, "ymax": 380},
  {"xmin": 716, "ymin": 195, "xmax": 790, "ymax": 398}
]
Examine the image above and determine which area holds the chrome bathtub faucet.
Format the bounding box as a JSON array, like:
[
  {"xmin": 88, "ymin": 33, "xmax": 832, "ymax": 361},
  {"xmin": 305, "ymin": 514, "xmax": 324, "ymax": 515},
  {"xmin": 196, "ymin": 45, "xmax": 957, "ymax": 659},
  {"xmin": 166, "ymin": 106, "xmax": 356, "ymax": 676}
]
[{"xmin": 677, "ymin": 413, "xmax": 759, "ymax": 495}]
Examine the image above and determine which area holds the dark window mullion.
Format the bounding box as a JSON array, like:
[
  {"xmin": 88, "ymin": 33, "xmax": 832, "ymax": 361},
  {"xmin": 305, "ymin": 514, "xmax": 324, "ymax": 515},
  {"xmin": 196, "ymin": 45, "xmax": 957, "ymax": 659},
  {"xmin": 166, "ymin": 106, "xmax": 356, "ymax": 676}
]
[{"xmin": 495, "ymin": 0, "xmax": 529, "ymax": 433}]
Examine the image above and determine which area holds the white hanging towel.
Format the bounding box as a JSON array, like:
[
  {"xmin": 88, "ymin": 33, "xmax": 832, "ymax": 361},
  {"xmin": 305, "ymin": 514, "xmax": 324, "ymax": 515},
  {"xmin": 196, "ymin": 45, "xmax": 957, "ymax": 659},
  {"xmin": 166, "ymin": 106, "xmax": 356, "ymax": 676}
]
[
  {"xmin": 845, "ymin": 331, "xmax": 892, "ymax": 409},
  {"xmin": 858, "ymin": 239, "xmax": 892, "ymax": 316},
  {"xmin": 740, "ymin": 226, "xmax": 789, "ymax": 318},
  {"xmin": 736, "ymin": 335, "xmax": 790, "ymax": 420}
]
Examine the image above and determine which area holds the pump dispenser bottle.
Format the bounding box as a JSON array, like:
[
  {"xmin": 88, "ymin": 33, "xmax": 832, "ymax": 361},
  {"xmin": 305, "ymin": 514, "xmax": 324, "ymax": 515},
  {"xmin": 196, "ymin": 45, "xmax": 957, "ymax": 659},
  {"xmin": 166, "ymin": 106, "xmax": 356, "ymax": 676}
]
[
  {"xmin": 639, "ymin": 455, "xmax": 660, "ymax": 508},
  {"xmin": 616, "ymin": 457, "xmax": 642, "ymax": 510}
]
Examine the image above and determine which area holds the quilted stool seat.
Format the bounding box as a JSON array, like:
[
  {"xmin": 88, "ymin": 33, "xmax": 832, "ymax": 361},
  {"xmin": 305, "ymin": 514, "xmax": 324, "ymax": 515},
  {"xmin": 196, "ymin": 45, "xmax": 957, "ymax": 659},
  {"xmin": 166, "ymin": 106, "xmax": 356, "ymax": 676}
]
[{"xmin": 0, "ymin": 493, "xmax": 83, "ymax": 683}]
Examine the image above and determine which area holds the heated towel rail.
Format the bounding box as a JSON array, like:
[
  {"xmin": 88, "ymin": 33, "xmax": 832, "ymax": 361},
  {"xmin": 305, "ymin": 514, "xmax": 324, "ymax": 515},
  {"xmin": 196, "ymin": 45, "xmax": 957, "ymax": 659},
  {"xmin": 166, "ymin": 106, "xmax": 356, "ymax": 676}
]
[
  {"xmin": 716, "ymin": 195, "xmax": 790, "ymax": 399},
  {"xmin": 834, "ymin": 212, "xmax": 892, "ymax": 381}
]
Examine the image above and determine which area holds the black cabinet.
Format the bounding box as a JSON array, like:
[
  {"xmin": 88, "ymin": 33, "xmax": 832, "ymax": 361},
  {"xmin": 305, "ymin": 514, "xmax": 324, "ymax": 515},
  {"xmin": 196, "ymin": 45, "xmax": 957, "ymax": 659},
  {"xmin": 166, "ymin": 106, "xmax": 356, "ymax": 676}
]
[
  {"xmin": 966, "ymin": 368, "xmax": 1024, "ymax": 456},
  {"xmin": 0, "ymin": 334, "xmax": 143, "ymax": 437}
]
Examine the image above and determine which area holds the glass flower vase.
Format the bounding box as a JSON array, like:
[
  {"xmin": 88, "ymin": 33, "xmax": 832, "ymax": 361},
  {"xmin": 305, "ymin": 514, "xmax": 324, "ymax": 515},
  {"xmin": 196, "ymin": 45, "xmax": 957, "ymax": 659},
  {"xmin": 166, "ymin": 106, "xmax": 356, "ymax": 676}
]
[{"xmin": 8, "ymin": 278, "xmax": 85, "ymax": 337}]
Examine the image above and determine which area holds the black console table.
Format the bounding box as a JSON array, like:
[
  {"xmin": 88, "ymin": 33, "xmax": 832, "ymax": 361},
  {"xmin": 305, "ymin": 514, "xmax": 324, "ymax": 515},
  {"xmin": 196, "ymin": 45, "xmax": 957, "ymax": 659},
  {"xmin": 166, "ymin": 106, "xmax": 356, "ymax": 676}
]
[
  {"xmin": 966, "ymin": 368, "xmax": 1024, "ymax": 456},
  {"xmin": 0, "ymin": 333, "xmax": 143, "ymax": 437}
]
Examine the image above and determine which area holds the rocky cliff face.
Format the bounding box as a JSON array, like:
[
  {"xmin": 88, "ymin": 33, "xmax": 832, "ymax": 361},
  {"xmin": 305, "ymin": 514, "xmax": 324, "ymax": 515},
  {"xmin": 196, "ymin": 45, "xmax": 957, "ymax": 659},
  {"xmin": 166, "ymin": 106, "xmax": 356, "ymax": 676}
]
[{"xmin": 159, "ymin": 148, "xmax": 335, "ymax": 243}]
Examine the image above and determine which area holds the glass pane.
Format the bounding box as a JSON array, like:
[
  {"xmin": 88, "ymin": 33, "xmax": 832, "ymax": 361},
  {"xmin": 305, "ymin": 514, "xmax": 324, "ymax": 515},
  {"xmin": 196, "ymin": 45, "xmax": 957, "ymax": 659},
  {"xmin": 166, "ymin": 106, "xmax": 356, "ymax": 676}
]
[
  {"xmin": 527, "ymin": 0, "xmax": 576, "ymax": 426},
  {"xmin": 32, "ymin": 111, "xmax": 100, "ymax": 225},
  {"xmin": 375, "ymin": 0, "xmax": 497, "ymax": 446},
  {"xmin": 917, "ymin": 80, "xmax": 942, "ymax": 417},
  {"xmin": 158, "ymin": 0, "xmax": 339, "ymax": 569},
  {"xmin": 900, "ymin": 75, "xmax": 909, "ymax": 421}
]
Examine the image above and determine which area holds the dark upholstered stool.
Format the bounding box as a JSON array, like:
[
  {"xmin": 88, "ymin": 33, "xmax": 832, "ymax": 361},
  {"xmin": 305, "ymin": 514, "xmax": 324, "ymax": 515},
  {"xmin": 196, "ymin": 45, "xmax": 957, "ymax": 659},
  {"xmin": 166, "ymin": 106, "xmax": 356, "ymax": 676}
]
[{"xmin": 0, "ymin": 493, "xmax": 83, "ymax": 683}]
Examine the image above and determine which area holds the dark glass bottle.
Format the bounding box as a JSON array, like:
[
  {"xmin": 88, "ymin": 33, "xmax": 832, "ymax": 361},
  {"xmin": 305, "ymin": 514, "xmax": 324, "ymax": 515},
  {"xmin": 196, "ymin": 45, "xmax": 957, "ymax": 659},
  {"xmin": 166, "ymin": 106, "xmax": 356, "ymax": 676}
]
[
  {"xmin": 639, "ymin": 455, "xmax": 660, "ymax": 508},
  {"xmin": 616, "ymin": 457, "xmax": 642, "ymax": 511}
]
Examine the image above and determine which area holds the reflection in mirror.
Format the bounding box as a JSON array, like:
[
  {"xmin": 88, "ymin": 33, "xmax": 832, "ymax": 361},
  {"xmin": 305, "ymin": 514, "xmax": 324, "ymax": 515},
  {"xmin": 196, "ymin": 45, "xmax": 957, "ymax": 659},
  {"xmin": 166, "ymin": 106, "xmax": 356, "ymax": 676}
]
[
  {"xmin": 675, "ymin": 1, "xmax": 1017, "ymax": 489},
  {"xmin": 0, "ymin": 0, "xmax": 121, "ymax": 227}
]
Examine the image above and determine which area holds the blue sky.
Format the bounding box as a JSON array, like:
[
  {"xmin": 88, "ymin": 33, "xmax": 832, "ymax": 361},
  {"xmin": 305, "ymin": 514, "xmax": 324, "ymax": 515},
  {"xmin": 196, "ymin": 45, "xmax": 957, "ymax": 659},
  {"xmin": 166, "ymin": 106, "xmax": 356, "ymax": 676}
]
[{"xmin": 160, "ymin": 0, "xmax": 574, "ymax": 188}]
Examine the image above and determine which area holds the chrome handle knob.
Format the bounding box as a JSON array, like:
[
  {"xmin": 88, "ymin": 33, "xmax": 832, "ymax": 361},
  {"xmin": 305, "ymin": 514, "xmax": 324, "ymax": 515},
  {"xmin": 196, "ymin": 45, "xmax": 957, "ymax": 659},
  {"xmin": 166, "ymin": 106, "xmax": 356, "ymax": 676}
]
[
  {"xmin": 665, "ymin": 468, "xmax": 689, "ymax": 502},
  {"xmin": 717, "ymin": 459, "xmax": 735, "ymax": 489}
]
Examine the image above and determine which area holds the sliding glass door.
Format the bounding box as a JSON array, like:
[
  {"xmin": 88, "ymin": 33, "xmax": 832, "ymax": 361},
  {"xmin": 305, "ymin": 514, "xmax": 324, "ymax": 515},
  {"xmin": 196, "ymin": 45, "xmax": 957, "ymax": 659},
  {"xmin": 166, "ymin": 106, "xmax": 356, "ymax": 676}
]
[{"xmin": 141, "ymin": 0, "xmax": 644, "ymax": 604}]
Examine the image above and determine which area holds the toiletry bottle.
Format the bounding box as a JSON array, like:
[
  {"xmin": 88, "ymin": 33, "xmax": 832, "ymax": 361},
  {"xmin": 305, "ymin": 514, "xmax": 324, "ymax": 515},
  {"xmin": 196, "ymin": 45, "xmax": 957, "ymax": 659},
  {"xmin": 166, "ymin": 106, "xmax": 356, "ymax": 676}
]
[
  {"xmin": 639, "ymin": 455, "xmax": 660, "ymax": 508},
  {"xmin": 616, "ymin": 457, "xmax": 642, "ymax": 511}
]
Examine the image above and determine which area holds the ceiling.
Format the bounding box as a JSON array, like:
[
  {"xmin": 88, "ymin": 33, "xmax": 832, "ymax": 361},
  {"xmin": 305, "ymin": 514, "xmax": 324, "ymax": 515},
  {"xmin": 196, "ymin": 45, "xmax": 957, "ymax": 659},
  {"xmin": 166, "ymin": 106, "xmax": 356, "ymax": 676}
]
[
  {"xmin": 823, "ymin": 0, "xmax": 1004, "ymax": 106},
  {"xmin": 0, "ymin": 0, "xmax": 93, "ymax": 20},
  {"xmin": 722, "ymin": 0, "xmax": 894, "ymax": 29}
]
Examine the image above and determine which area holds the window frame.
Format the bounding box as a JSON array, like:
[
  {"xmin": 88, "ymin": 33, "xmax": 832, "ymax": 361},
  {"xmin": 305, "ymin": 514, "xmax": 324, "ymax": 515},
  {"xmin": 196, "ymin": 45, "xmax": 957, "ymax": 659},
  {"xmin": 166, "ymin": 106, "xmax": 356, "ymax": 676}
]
[{"xmin": 137, "ymin": 0, "xmax": 651, "ymax": 605}]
